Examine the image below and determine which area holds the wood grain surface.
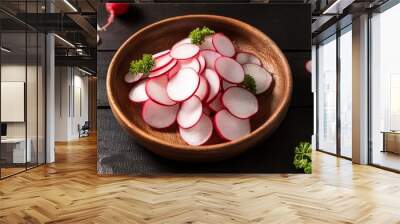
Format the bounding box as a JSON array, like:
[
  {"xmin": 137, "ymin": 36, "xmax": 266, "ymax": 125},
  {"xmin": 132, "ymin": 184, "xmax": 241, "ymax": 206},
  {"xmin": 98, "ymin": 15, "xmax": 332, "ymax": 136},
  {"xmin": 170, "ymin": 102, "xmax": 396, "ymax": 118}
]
[{"xmin": 1, "ymin": 135, "xmax": 400, "ymax": 223}]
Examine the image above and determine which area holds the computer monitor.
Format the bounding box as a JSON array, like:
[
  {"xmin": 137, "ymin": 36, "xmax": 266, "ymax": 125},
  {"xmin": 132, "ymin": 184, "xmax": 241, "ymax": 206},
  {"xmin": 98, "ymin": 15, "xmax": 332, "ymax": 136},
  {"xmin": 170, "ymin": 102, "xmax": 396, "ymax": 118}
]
[{"xmin": 1, "ymin": 123, "xmax": 7, "ymax": 137}]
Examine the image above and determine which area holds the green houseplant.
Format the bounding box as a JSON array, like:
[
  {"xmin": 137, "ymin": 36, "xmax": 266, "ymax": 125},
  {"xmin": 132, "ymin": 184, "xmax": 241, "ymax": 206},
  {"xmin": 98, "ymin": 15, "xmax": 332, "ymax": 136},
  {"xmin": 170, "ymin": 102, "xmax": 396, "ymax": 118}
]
[{"xmin": 293, "ymin": 142, "xmax": 312, "ymax": 174}]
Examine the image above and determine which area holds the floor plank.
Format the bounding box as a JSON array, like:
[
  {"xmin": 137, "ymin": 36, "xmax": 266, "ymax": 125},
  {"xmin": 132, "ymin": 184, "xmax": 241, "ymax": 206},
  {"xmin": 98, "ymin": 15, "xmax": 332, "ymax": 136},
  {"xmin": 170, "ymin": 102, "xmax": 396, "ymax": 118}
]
[{"xmin": 0, "ymin": 134, "xmax": 399, "ymax": 223}]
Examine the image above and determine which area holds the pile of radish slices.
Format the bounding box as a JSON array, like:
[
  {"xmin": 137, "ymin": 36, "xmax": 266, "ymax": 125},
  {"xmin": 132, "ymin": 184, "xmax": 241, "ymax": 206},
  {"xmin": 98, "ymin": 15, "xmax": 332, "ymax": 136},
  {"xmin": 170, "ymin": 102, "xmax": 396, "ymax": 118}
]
[{"xmin": 126, "ymin": 32, "xmax": 273, "ymax": 146}]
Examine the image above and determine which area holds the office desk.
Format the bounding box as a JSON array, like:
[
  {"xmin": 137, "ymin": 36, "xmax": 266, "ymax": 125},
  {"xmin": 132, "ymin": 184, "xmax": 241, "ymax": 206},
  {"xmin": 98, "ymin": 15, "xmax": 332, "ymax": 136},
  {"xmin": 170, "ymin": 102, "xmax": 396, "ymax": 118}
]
[{"xmin": 1, "ymin": 138, "xmax": 31, "ymax": 163}]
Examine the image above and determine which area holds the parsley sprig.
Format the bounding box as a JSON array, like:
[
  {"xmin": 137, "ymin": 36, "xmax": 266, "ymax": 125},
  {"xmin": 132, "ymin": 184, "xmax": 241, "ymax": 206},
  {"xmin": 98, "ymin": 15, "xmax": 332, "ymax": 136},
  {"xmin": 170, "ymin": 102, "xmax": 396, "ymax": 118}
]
[
  {"xmin": 189, "ymin": 26, "xmax": 215, "ymax": 45},
  {"xmin": 129, "ymin": 54, "xmax": 155, "ymax": 76}
]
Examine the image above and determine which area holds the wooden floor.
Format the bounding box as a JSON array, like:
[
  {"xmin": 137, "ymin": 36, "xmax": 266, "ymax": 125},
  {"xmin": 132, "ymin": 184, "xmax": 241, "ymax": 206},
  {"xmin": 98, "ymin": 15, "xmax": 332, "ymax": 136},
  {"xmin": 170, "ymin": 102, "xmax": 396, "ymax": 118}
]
[{"xmin": 0, "ymin": 135, "xmax": 400, "ymax": 224}]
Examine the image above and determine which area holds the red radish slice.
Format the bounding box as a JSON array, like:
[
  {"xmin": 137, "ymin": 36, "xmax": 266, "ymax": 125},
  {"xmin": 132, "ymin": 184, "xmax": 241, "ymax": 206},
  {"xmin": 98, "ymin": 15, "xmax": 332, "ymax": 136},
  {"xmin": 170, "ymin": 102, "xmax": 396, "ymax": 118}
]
[
  {"xmin": 200, "ymin": 35, "xmax": 215, "ymax": 50},
  {"xmin": 200, "ymin": 50, "xmax": 221, "ymax": 69},
  {"xmin": 235, "ymin": 52, "xmax": 262, "ymax": 66},
  {"xmin": 177, "ymin": 96, "xmax": 203, "ymax": 128},
  {"xmin": 153, "ymin": 49, "xmax": 170, "ymax": 59},
  {"xmin": 212, "ymin": 33, "xmax": 235, "ymax": 57},
  {"xmin": 172, "ymin": 37, "xmax": 191, "ymax": 49},
  {"xmin": 149, "ymin": 59, "xmax": 177, "ymax": 78},
  {"xmin": 145, "ymin": 75, "xmax": 176, "ymax": 106},
  {"xmin": 194, "ymin": 76, "xmax": 209, "ymax": 101},
  {"xmin": 215, "ymin": 57, "xmax": 245, "ymax": 84},
  {"xmin": 125, "ymin": 72, "xmax": 143, "ymax": 84},
  {"xmin": 167, "ymin": 63, "xmax": 181, "ymax": 79},
  {"xmin": 167, "ymin": 68, "xmax": 200, "ymax": 102},
  {"xmin": 179, "ymin": 58, "xmax": 200, "ymax": 73},
  {"xmin": 203, "ymin": 106, "xmax": 211, "ymax": 116},
  {"xmin": 128, "ymin": 80, "xmax": 148, "ymax": 103},
  {"xmin": 203, "ymin": 69, "xmax": 220, "ymax": 103},
  {"xmin": 242, "ymin": 63, "xmax": 273, "ymax": 94},
  {"xmin": 221, "ymin": 80, "xmax": 237, "ymax": 90},
  {"xmin": 208, "ymin": 93, "xmax": 224, "ymax": 112},
  {"xmin": 198, "ymin": 55, "xmax": 206, "ymax": 74},
  {"xmin": 179, "ymin": 114, "xmax": 213, "ymax": 146},
  {"xmin": 170, "ymin": 43, "xmax": 199, "ymax": 60},
  {"xmin": 222, "ymin": 87, "xmax": 258, "ymax": 119},
  {"xmin": 142, "ymin": 100, "xmax": 179, "ymax": 129},
  {"xmin": 151, "ymin": 54, "xmax": 173, "ymax": 72},
  {"xmin": 214, "ymin": 109, "xmax": 251, "ymax": 141}
]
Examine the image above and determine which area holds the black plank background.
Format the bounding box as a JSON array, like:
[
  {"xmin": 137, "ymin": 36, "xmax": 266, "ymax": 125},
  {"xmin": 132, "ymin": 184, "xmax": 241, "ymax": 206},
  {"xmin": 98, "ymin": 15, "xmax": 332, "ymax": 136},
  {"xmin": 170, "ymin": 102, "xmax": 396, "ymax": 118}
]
[{"xmin": 97, "ymin": 3, "xmax": 312, "ymax": 174}]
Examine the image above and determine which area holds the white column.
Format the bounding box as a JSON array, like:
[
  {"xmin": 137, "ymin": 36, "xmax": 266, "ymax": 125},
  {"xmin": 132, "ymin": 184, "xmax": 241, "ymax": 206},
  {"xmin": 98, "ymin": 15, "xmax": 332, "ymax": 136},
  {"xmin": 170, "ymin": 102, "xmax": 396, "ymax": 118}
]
[
  {"xmin": 352, "ymin": 14, "xmax": 369, "ymax": 164},
  {"xmin": 46, "ymin": 32, "xmax": 55, "ymax": 163}
]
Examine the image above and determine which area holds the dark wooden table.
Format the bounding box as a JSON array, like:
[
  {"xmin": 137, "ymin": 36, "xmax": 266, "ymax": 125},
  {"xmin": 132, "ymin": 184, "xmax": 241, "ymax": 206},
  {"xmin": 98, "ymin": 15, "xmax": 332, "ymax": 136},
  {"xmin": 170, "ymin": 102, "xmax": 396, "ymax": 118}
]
[{"xmin": 97, "ymin": 3, "xmax": 312, "ymax": 174}]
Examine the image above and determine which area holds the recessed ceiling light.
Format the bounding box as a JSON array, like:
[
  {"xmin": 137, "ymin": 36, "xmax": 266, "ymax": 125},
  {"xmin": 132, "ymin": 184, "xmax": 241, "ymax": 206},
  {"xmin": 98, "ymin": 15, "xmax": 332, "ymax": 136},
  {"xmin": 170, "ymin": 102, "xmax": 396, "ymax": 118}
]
[{"xmin": 1, "ymin": 47, "xmax": 11, "ymax": 53}]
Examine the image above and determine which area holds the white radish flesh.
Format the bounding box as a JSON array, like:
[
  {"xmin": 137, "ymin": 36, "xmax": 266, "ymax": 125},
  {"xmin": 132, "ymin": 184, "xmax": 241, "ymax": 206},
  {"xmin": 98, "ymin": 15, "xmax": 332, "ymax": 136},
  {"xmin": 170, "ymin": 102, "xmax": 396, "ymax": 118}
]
[
  {"xmin": 203, "ymin": 69, "xmax": 220, "ymax": 103},
  {"xmin": 235, "ymin": 52, "xmax": 262, "ymax": 66},
  {"xmin": 142, "ymin": 100, "xmax": 179, "ymax": 129},
  {"xmin": 215, "ymin": 57, "xmax": 244, "ymax": 84},
  {"xmin": 145, "ymin": 75, "xmax": 176, "ymax": 106},
  {"xmin": 151, "ymin": 54, "xmax": 173, "ymax": 72},
  {"xmin": 177, "ymin": 95, "xmax": 203, "ymax": 128},
  {"xmin": 198, "ymin": 55, "xmax": 206, "ymax": 74},
  {"xmin": 125, "ymin": 72, "xmax": 142, "ymax": 84},
  {"xmin": 172, "ymin": 37, "xmax": 191, "ymax": 49},
  {"xmin": 149, "ymin": 59, "xmax": 177, "ymax": 78},
  {"xmin": 170, "ymin": 43, "xmax": 199, "ymax": 60},
  {"xmin": 200, "ymin": 35, "xmax": 215, "ymax": 50},
  {"xmin": 200, "ymin": 50, "xmax": 221, "ymax": 69},
  {"xmin": 153, "ymin": 49, "xmax": 170, "ymax": 59},
  {"xmin": 179, "ymin": 114, "xmax": 213, "ymax": 146},
  {"xmin": 208, "ymin": 92, "xmax": 224, "ymax": 112},
  {"xmin": 214, "ymin": 109, "xmax": 251, "ymax": 141},
  {"xmin": 179, "ymin": 58, "xmax": 200, "ymax": 73},
  {"xmin": 167, "ymin": 63, "xmax": 181, "ymax": 79},
  {"xmin": 212, "ymin": 33, "xmax": 235, "ymax": 57},
  {"xmin": 128, "ymin": 80, "xmax": 148, "ymax": 103},
  {"xmin": 222, "ymin": 87, "xmax": 258, "ymax": 119},
  {"xmin": 194, "ymin": 76, "xmax": 209, "ymax": 101},
  {"xmin": 221, "ymin": 80, "xmax": 237, "ymax": 90},
  {"xmin": 242, "ymin": 63, "xmax": 273, "ymax": 94},
  {"xmin": 167, "ymin": 68, "xmax": 200, "ymax": 102}
]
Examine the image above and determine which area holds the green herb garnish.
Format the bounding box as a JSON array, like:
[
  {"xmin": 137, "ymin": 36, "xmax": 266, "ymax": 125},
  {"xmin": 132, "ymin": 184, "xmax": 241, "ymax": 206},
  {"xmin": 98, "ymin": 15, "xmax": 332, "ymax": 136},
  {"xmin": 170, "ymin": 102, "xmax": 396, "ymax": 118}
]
[
  {"xmin": 129, "ymin": 54, "xmax": 155, "ymax": 76},
  {"xmin": 241, "ymin": 74, "xmax": 257, "ymax": 94},
  {"xmin": 293, "ymin": 142, "xmax": 312, "ymax": 174},
  {"xmin": 189, "ymin": 26, "xmax": 215, "ymax": 45}
]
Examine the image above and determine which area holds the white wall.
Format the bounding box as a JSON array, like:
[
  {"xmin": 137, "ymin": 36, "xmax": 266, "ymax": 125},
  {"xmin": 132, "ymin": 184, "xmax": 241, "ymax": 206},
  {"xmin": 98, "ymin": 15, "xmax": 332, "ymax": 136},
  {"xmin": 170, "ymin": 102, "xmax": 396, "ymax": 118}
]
[{"xmin": 54, "ymin": 66, "xmax": 89, "ymax": 141}]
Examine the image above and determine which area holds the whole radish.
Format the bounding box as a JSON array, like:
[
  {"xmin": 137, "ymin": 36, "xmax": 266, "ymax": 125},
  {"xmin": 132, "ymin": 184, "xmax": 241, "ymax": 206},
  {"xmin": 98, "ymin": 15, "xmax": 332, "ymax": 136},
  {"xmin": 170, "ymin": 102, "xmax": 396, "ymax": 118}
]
[{"xmin": 99, "ymin": 3, "xmax": 129, "ymax": 31}]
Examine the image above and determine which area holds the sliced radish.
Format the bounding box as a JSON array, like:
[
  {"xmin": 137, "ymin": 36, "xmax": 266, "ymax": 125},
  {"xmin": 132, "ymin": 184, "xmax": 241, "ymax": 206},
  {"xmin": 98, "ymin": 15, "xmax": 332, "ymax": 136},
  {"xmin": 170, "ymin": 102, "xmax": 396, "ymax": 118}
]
[
  {"xmin": 197, "ymin": 55, "xmax": 206, "ymax": 74},
  {"xmin": 177, "ymin": 95, "xmax": 203, "ymax": 128},
  {"xmin": 125, "ymin": 72, "xmax": 143, "ymax": 84},
  {"xmin": 222, "ymin": 87, "xmax": 258, "ymax": 119},
  {"xmin": 179, "ymin": 58, "xmax": 200, "ymax": 73},
  {"xmin": 214, "ymin": 109, "xmax": 251, "ymax": 141},
  {"xmin": 172, "ymin": 37, "xmax": 191, "ymax": 49},
  {"xmin": 200, "ymin": 50, "xmax": 221, "ymax": 69},
  {"xmin": 151, "ymin": 54, "xmax": 173, "ymax": 72},
  {"xmin": 208, "ymin": 92, "xmax": 224, "ymax": 112},
  {"xmin": 167, "ymin": 68, "xmax": 200, "ymax": 102},
  {"xmin": 179, "ymin": 114, "xmax": 213, "ymax": 146},
  {"xmin": 215, "ymin": 57, "xmax": 244, "ymax": 84},
  {"xmin": 149, "ymin": 59, "xmax": 177, "ymax": 78},
  {"xmin": 235, "ymin": 52, "xmax": 262, "ymax": 66},
  {"xmin": 142, "ymin": 100, "xmax": 179, "ymax": 129},
  {"xmin": 203, "ymin": 106, "xmax": 211, "ymax": 116},
  {"xmin": 128, "ymin": 80, "xmax": 148, "ymax": 103},
  {"xmin": 194, "ymin": 76, "xmax": 209, "ymax": 101},
  {"xmin": 221, "ymin": 80, "xmax": 237, "ymax": 90},
  {"xmin": 153, "ymin": 49, "xmax": 170, "ymax": 59},
  {"xmin": 203, "ymin": 69, "xmax": 220, "ymax": 103},
  {"xmin": 212, "ymin": 33, "xmax": 235, "ymax": 57},
  {"xmin": 199, "ymin": 35, "xmax": 215, "ymax": 50},
  {"xmin": 145, "ymin": 75, "xmax": 176, "ymax": 106},
  {"xmin": 242, "ymin": 63, "xmax": 273, "ymax": 94},
  {"xmin": 170, "ymin": 43, "xmax": 199, "ymax": 60},
  {"xmin": 167, "ymin": 63, "xmax": 181, "ymax": 79}
]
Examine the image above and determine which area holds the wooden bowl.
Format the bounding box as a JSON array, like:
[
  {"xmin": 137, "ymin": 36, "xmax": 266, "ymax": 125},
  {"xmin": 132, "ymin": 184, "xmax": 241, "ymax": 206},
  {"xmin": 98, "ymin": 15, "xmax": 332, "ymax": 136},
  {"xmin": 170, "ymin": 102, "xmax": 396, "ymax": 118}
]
[{"xmin": 107, "ymin": 15, "xmax": 292, "ymax": 162}]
